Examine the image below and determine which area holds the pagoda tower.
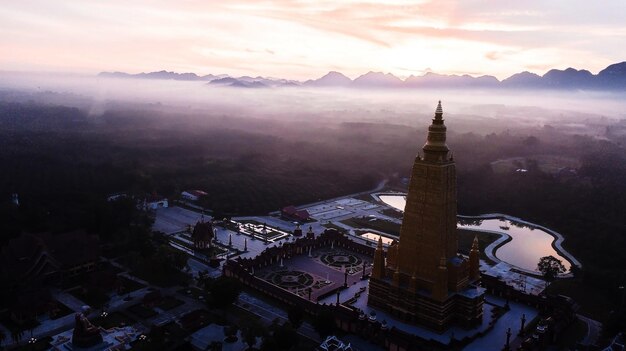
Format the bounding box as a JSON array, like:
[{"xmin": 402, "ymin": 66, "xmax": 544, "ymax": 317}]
[{"xmin": 367, "ymin": 101, "xmax": 484, "ymax": 331}]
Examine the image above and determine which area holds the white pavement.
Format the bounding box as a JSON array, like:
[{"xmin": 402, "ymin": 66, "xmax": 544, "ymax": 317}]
[{"xmin": 463, "ymin": 296, "xmax": 538, "ymax": 351}]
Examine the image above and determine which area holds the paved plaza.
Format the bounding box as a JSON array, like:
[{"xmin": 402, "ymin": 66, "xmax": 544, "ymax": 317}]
[
  {"xmin": 256, "ymin": 248, "xmax": 372, "ymax": 301},
  {"xmin": 153, "ymin": 206, "xmax": 205, "ymax": 234},
  {"xmin": 149, "ymin": 193, "xmax": 578, "ymax": 351}
]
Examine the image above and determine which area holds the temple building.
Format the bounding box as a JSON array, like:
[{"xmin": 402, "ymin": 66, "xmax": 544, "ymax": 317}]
[
  {"xmin": 368, "ymin": 101, "xmax": 484, "ymax": 331},
  {"xmin": 192, "ymin": 217, "xmax": 213, "ymax": 249}
]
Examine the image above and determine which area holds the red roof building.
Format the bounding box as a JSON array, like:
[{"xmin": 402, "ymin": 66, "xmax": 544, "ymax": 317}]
[{"xmin": 281, "ymin": 205, "xmax": 310, "ymax": 222}]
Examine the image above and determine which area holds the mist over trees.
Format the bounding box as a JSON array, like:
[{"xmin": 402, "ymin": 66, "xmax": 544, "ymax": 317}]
[{"xmin": 0, "ymin": 81, "xmax": 625, "ymax": 323}]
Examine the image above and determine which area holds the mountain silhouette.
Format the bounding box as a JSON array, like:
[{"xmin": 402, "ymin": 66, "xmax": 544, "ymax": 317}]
[
  {"xmin": 99, "ymin": 61, "xmax": 626, "ymax": 90},
  {"xmin": 304, "ymin": 71, "xmax": 352, "ymax": 87},
  {"xmin": 352, "ymin": 71, "xmax": 403, "ymax": 88}
]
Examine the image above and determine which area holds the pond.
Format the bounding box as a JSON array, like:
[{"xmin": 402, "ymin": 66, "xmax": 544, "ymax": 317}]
[
  {"xmin": 379, "ymin": 194, "xmax": 406, "ymax": 212},
  {"xmin": 459, "ymin": 218, "xmax": 571, "ymax": 272},
  {"xmin": 360, "ymin": 232, "xmax": 395, "ymax": 245},
  {"xmin": 377, "ymin": 194, "xmax": 572, "ymax": 273}
]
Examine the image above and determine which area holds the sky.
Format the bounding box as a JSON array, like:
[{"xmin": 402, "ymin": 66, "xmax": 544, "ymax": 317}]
[{"xmin": 1, "ymin": 0, "xmax": 626, "ymax": 80}]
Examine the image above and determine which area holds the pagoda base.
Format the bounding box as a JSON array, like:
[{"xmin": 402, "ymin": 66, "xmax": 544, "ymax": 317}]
[{"xmin": 368, "ymin": 277, "xmax": 484, "ymax": 332}]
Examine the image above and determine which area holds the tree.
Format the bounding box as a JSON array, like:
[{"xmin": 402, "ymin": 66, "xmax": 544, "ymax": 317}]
[
  {"xmin": 242, "ymin": 328, "xmax": 258, "ymax": 350},
  {"xmin": 287, "ymin": 305, "xmax": 304, "ymax": 329},
  {"xmin": 240, "ymin": 318, "xmax": 266, "ymax": 350},
  {"xmin": 523, "ymin": 136, "xmax": 540, "ymax": 147},
  {"xmin": 11, "ymin": 329, "xmax": 23, "ymax": 345},
  {"xmin": 260, "ymin": 335, "xmax": 278, "ymax": 351},
  {"xmin": 272, "ymin": 323, "xmax": 299, "ymax": 351},
  {"xmin": 223, "ymin": 325, "xmax": 239, "ymax": 343},
  {"xmin": 537, "ymin": 255, "xmax": 566, "ymax": 282},
  {"xmin": 312, "ymin": 310, "xmax": 336, "ymax": 338},
  {"xmin": 206, "ymin": 276, "xmax": 242, "ymax": 307}
]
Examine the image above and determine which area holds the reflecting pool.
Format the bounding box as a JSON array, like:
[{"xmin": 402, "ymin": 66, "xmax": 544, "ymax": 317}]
[
  {"xmin": 378, "ymin": 194, "xmax": 571, "ymax": 272},
  {"xmin": 379, "ymin": 195, "xmax": 406, "ymax": 211},
  {"xmin": 360, "ymin": 232, "xmax": 395, "ymax": 245}
]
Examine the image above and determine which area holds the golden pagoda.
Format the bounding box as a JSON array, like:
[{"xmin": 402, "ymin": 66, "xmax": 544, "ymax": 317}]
[{"xmin": 368, "ymin": 101, "xmax": 483, "ymax": 331}]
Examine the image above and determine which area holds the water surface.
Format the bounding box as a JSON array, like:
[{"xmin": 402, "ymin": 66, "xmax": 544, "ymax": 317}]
[
  {"xmin": 378, "ymin": 194, "xmax": 571, "ymax": 272},
  {"xmin": 360, "ymin": 232, "xmax": 395, "ymax": 245}
]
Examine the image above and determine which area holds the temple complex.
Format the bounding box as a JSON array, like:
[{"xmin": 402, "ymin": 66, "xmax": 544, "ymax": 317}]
[
  {"xmin": 368, "ymin": 101, "xmax": 484, "ymax": 331},
  {"xmin": 192, "ymin": 217, "xmax": 214, "ymax": 249}
]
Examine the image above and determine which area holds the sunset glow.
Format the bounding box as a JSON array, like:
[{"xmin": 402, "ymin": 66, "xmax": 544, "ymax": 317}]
[{"xmin": 1, "ymin": 1, "xmax": 625, "ymax": 79}]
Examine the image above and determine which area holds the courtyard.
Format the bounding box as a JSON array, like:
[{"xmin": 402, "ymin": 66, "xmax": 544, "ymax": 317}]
[{"xmin": 256, "ymin": 247, "xmax": 373, "ymax": 301}]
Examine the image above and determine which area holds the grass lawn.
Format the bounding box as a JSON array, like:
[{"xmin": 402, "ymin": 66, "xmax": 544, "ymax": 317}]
[
  {"xmin": 457, "ymin": 229, "xmax": 500, "ymax": 261},
  {"xmin": 352, "ymin": 193, "xmax": 377, "ymax": 203},
  {"xmin": 379, "ymin": 208, "xmax": 403, "ymax": 219},
  {"xmin": 158, "ymin": 296, "xmax": 185, "ymax": 311},
  {"xmin": 92, "ymin": 311, "xmax": 135, "ymax": 329},
  {"xmin": 490, "ymin": 155, "xmax": 580, "ymax": 175},
  {"xmin": 340, "ymin": 217, "xmax": 401, "ymax": 236},
  {"xmin": 127, "ymin": 303, "xmax": 158, "ymax": 319}
]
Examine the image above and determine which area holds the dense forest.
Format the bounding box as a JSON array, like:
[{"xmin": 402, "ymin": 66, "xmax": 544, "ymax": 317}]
[{"xmin": 0, "ymin": 94, "xmax": 624, "ymax": 329}]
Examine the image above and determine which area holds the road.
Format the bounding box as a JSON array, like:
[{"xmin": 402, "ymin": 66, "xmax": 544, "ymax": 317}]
[
  {"xmin": 236, "ymin": 292, "xmax": 320, "ymax": 343},
  {"xmin": 578, "ymin": 314, "xmax": 602, "ymax": 346}
]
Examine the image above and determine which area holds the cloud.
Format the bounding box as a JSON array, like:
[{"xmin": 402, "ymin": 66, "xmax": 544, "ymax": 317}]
[
  {"xmin": 485, "ymin": 51, "xmax": 500, "ymax": 61},
  {"xmin": 0, "ymin": 0, "xmax": 625, "ymax": 79}
]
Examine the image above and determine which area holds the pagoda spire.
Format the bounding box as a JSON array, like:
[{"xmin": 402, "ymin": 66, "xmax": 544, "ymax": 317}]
[
  {"xmin": 472, "ymin": 234, "xmax": 479, "ymax": 250},
  {"xmin": 371, "ymin": 236, "xmax": 386, "ymax": 279},
  {"xmin": 469, "ymin": 235, "xmax": 480, "ymax": 280},
  {"xmin": 423, "ymin": 100, "xmax": 450, "ymax": 162}
]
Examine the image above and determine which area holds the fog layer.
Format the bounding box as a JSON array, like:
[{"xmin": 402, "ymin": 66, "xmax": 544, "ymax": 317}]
[{"xmin": 1, "ymin": 72, "xmax": 625, "ymax": 137}]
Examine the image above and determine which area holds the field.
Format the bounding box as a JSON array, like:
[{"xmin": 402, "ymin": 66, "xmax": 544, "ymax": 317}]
[
  {"xmin": 340, "ymin": 217, "xmax": 401, "ymax": 236},
  {"xmin": 490, "ymin": 155, "xmax": 580, "ymax": 175}
]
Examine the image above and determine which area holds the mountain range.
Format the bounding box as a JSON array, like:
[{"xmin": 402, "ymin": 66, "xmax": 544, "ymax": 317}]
[{"xmin": 98, "ymin": 61, "xmax": 626, "ymax": 90}]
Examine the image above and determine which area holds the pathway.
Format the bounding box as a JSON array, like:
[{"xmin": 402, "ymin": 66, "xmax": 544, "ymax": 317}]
[
  {"xmin": 578, "ymin": 314, "xmax": 602, "ymax": 346},
  {"xmin": 236, "ymin": 292, "xmax": 320, "ymax": 342}
]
